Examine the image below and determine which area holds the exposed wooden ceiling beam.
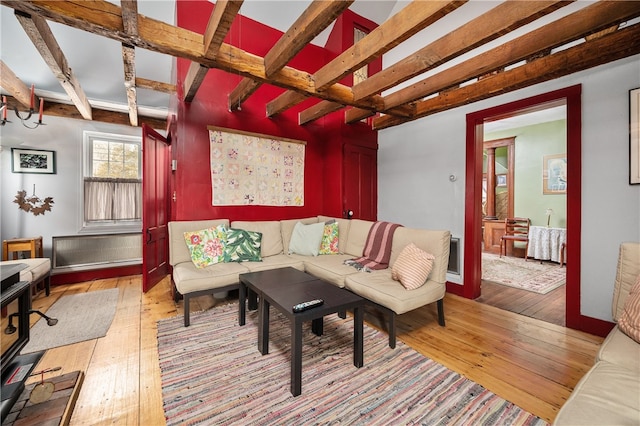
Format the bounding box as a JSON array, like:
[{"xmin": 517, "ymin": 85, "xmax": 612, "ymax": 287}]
[
  {"xmin": 0, "ymin": 60, "xmax": 39, "ymax": 108},
  {"xmin": 266, "ymin": 91, "xmax": 308, "ymax": 118},
  {"xmin": 283, "ymin": 0, "xmax": 466, "ymax": 122},
  {"xmin": 229, "ymin": 0, "xmax": 351, "ymax": 111},
  {"xmin": 374, "ymin": 23, "xmax": 640, "ymax": 130},
  {"xmin": 228, "ymin": 78, "xmax": 261, "ymax": 111},
  {"xmin": 314, "ymin": 0, "xmax": 466, "ymax": 92},
  {"xmin": 1, "ymin": 1, "xmax": 387, "ymax": 114},
  {"xmin": 14, "ymin": 10, "xmax": 92, "ymax": 120},
  {"xmin": 184, "ymin": 0, "xmax": 243, "ymax": 102},
  {"xmin": 122, "ymin": 45, "xmax": 138, "ymax": 126},
  {"xmin": 344, "ymin": 107, "xmax": 374, "ymax": 124},
  {"xmin": 135, "ymin": 77, "xmax": 175, "ymax": 94},
  {"xmin": 1, "ymin": 94, "xmax": 166, "ymax": 129},
  {"xmin": 121, "ymin": 0, "xmax": 138, "ymax": 35},
  {"xmin": 298, "ymin": 100, "xmax": 343, "ymax": 125},
  {"xmin": 265, "ymin": 0, "xmax": 353, "ymax": 78},
  {"xmin": 382, "ymin": 0, "xmax": 640, "ymax": 112},
  {"xmin": 352, "ymin": 0, "xmax": 570, "ymax": 102},
  {"xmin": 121, "ymin": 0, "xmax": 138, "ymax": 126},
  {"xmin": 183, "ymin": 63, "xmax": 208, "ymax": 102},
  {"xmin": 4, "ymin": 0, "xmax": 640, "ymax": 131},
  {"xmin": 204, "ymin": 0, "xmax": 243, "ymax": 57}
]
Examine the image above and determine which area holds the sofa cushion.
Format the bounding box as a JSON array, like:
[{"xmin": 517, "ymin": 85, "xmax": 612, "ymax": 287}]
[
  {"xmin": 230, "ymin": 220, "xmax": 283, "ymax": 257},
  {"xmin": 168, "ymin": 219, "xmax": 230, "ymax": 266},
  {"xmin": 240, "ymin": 255, "xmax": 305, "ymax": 273},
  {"xmin": 391, "ymin": 243, "xmax": 435, "ymax": 290},
  {"xmin": 288, "ymin": 222, "xmax": 324, "ymax": 256},
  {"xmin": 319, "ymin": 221, "xmax": 339, "ymax": 255},
  {"xmin": 612, "ymin": 242, "xmax": 640, "ymax": 321},
  {"xmin": 617, "ymin": 274, "xmax": 640, "ymax": 343},
  {"xmin": 317, "ymin": 216, "xmax": 351, "ymax": 254},
  {"xmin": 183, "ymin": 225, "xmax": 227, "ymax": 268},
  {"xmin": 280, "ymin": 217, "xmax": 318, "ymax": 255},
  {"xmin": 224, "ymin": 228, "xmax": 262, "ymax": 262},
  {"xmin": 553, "ymin": 361, "xmax": 640, "ymax": 425},
  {"xmin": 344, "ymin": 219, "xmax": 373, "ymax": 257},
  {"xmin": 597, "ymin": 326, "xmax": 640, "ymax": 373},
  {"xmin": 301, "ymin": 254, "xmax": 359, "ymax": 288},
  {"xmin": 172, "ymin": 261, "xmax": 249, "ymax": 294},
  {"xmin": 345, "ymin": 270, "xmax": 445, "ymax": 315}
]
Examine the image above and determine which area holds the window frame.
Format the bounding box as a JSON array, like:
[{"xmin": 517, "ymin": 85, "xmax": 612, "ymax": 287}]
[{"xmin": 81, "ymin": 131, "xmax": 142, "ymax": 233}]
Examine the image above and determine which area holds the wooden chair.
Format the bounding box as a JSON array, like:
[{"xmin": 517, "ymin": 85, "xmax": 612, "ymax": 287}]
[{"xmin": 500, "ymin": 217, "xmax": 530, "ymax": 260}]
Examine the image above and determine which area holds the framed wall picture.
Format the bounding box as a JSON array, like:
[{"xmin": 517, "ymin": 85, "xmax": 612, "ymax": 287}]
[
  {"xmin": 11, "ymin": 148, "xmax": 56, "ymax": 174},
  {"xmin": 543, "ymin": 153, "xmax": 567, "ymax": 194},
  {"xmin": 496, "ymin": 174, "xmax": 507, "ymax": 187},
  {"xmin": 630, "ymin": 87, "xmax": 640, "ymax": 184}
]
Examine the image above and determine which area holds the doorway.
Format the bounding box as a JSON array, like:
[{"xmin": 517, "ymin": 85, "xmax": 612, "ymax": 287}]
[
  {"xmin": 479, "ymin": 114, "xmax": 567, "ymax": 326},
  {"xmin": 463, "ymin": 85, "xmax": 582, "ymax": 330}
]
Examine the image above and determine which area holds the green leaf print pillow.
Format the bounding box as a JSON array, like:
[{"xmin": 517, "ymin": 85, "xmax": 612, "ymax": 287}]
[{"xmin": 223, "ymin": 228, "xmax": 262, "ymax": 262}]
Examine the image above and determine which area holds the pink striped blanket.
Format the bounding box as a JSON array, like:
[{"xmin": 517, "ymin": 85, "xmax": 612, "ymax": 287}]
[{"xmin": 345, "ymin": 221, "xmax": 402, "ymax": 271}]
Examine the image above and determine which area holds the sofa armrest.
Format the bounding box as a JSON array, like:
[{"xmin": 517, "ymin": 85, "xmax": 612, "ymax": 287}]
[{"xmin": 612, "ymin": 242, "xmax": 640, "ymax": 321}]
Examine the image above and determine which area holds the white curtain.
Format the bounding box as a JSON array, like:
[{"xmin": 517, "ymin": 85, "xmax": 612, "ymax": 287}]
[{"xmin": 85, "ymin": 178, "xmax": 141, "ymax": 221}]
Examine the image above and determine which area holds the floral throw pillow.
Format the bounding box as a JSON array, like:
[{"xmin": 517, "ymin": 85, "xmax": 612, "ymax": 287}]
[
  {"xmin": 223, "ymin": 228, "xmax": 262, "ymax": 262},
  {"xmin": 618, "ymin": 274, "xmax": 640, "ymax": 343},
  {"xmin": 184, "ymin": 225, "xmax": 227, "ymax": 269},
  {"xmin": 319, "ymin": 221, "xmax": 339, "ymax": 255}
]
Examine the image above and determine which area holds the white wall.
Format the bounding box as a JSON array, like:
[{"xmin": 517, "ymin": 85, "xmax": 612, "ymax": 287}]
[
  {"xmin": 378, "ymin": 55, "xmax": 640, "ymax": 322},
  {"xmin": 0, "ymin": 116, "xmax": 147, "ymax": 257}
]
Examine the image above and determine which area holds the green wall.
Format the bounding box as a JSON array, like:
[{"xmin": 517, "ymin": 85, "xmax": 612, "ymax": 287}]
[{"xmin": 485, "ymin": 119, "xmax": 567, "ymax": 228}]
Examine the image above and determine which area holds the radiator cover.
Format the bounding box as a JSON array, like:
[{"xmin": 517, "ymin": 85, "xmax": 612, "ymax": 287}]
[{"xmin": 52, "ymin": 233, "xmax": 142, "ymax": 272}]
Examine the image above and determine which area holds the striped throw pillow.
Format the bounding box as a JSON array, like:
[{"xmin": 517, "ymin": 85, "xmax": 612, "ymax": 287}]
[
  {"xmin": 618, "ymin": 274, "xmax": 640, "ymax": 343},
  {"xmin": 391, "ymin": 243, "xmax": 435, "ymax": 290}
]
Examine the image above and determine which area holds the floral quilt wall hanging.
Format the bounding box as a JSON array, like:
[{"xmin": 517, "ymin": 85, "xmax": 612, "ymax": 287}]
[{"xmin": 208, "ymin": 127, "xmax": 305, "ymax": 206}]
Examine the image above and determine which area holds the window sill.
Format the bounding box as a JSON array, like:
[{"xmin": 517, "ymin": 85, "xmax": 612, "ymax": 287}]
[{"xmin": 80, "ymin": 222, "xmax": 142, "ymax": 234}]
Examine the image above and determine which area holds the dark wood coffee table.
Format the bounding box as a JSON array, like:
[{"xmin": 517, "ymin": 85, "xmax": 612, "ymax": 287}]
[{"xmin": 238, "ymin": 267, "xmax": 365, "ymax": 396}]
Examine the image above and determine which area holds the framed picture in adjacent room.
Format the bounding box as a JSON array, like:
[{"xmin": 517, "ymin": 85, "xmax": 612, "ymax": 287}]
[
  {"xmin": 543, "ymin": 153, "xmax": 567, "ymax": 194},
  {"xmin": 11, "ymin": 148, "xmax": 56, "ymax": 174},
  {"xmin": 630, "ymin": 87, "xmax": 640, "ymax": 184}
]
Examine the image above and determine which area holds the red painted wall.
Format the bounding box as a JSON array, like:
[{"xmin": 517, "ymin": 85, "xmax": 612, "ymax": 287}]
[{"xmin": 173, "ymin": 1, "xmax": 378, "ymax": 222}]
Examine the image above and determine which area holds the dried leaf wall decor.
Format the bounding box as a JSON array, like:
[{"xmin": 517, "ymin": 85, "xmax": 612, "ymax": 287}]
[{"xmin": 13, "ymin": 190, "xmax": 54, "ymax": 216}]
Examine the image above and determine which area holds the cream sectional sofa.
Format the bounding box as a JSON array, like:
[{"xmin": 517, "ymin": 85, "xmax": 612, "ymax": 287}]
[
  {"xmin": 168, "ymin": 216, "xmax": 451, "ymax": 347},
  {"xmin": 1, "ymin": 258, "xmax": 51, "ymax": 296},
  {"xmin": 554, "ymin": 242, "xmax": 640, "ymax": 425}
]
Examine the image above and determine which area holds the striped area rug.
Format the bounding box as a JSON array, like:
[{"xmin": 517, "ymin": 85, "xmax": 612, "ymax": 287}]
[{"xmin": 158, "ymin": 303, "xmax": 546, "ymax": 425}]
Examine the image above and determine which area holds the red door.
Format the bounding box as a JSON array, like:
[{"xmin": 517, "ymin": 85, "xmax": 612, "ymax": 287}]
[
  {"xmin": 343, "ymin": 144, "xmax": 377, "ymax": 221},
  {"xmin": 142, "ymin": 124, "xmax": 170, "ymax": 292}
]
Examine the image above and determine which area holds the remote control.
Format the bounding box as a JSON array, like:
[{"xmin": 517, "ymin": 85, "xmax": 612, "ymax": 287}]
[{"xmin": 292, "ymin": 299, "xmax": 324, "ymax": 313}]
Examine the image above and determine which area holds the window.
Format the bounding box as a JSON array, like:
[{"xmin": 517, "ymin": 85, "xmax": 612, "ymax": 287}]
[
  {"xmin": 353, "ymin": 27, "xmax": 368, "ymax": 85},
  {"xmin": 83, "ymin": 131, "xmax": 142, "ymax": 230}
]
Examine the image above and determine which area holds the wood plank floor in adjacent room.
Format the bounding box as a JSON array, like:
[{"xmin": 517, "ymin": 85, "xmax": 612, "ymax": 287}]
[
  {"xmin": 24, "ymin": 275, "xmax": 603, "ymax": 425},
  {"xmin": 477, "ymin": 280, "xmax": 566, "ymax": 327}
]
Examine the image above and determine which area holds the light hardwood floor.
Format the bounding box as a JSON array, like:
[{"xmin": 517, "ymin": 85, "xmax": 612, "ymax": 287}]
[{"xmin": 23, "ymin": 275, "xmax": 602, "ymax": 425}]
